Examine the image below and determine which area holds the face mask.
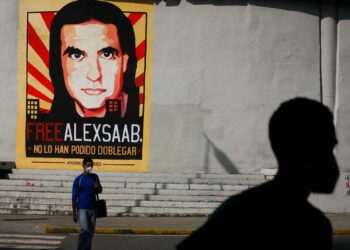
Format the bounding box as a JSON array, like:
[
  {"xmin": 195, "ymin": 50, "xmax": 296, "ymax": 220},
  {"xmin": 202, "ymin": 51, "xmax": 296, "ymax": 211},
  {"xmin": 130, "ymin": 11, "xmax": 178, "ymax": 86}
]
[{"xmin": 85, "ymin": 166, "xmax": 92, "ymax": 174}]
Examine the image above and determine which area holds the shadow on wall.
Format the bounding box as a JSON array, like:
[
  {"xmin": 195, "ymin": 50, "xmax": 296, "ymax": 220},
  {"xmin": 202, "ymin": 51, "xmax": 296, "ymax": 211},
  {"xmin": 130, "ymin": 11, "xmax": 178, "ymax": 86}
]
[
  {"xmin": 154, "ymin": 0, "xmax": 320, "ymax": 17},
  {"xmin": 203, "ymin": 133, "xmax": 239, "ymax": 174}
]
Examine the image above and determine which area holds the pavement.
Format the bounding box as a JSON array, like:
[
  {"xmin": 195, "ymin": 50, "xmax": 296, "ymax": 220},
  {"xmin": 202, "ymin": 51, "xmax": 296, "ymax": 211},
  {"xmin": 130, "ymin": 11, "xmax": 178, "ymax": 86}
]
[{"xmin": 0, "ymin": 213, "xmax": 349, "ymax": 235}]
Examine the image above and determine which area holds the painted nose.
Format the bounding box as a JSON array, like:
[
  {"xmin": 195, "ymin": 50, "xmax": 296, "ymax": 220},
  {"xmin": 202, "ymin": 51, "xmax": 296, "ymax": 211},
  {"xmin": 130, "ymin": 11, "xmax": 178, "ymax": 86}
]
[{"xmin": 87, "ymin": 58, "xmax": 102, "ymax": 82}]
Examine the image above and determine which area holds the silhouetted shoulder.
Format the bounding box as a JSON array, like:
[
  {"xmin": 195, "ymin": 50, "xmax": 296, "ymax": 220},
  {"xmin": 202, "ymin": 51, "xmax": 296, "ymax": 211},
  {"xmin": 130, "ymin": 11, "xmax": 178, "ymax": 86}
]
[
  {"xmin": 301, "ymin": 202, "xmax": 333, "ymax": 249},
  {"xmin": 177, "ymin": 181, "xmax": 274, "ymax": 250},
  {"xmin": 177, "ymin": 180, "xmax": 333, "ymax": 250}
]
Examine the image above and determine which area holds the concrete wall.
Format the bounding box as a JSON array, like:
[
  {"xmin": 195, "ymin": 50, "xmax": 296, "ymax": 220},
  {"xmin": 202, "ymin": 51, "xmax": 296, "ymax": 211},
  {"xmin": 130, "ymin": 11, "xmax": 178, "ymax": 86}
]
[
  {"xmin": 0, "ymin": 0, "xmax": 18, "ymax": 162},
  {"xmin": 150, "ymin": 1, "xmax": 320, "ymax": 173},
  {"xmin": 309, "ymin": 172, "xmax": 350, "ymax": 213},
  {"xmin": 335, "ymin": 5, "xmax": 350, "ymax": 173},
  {"xmin": 2, "ymin": 0, "xmax": 350, "ymax": 175}
]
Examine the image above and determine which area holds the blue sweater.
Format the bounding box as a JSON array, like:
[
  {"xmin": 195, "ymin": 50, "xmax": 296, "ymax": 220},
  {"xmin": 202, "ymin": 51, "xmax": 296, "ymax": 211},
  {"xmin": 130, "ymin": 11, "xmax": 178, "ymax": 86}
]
[{"xmin": 72, "ymin": 173, "xmax": 101, "ymax": 210}]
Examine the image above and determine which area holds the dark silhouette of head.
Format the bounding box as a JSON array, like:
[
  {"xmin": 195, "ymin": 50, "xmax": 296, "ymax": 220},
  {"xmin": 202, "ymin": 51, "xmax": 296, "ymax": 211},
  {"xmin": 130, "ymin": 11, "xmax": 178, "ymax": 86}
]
[
  {"xmin": 82, "ymin": 156, "xmax": 94, "ymax": 174},
  {"xmin": 177, "ymin": 97, "xmax": 338, "ymax": 250},
  {"xmin": 269, "ymin": 97, "xmax": 339, "ymax": 193},
  {"xmin": 82, "ymin": 156, "xmax": 93, "ymax": 166},
  {"xmin": 49, "ymin": 0, "xmax": 138, "ymax": 120}
]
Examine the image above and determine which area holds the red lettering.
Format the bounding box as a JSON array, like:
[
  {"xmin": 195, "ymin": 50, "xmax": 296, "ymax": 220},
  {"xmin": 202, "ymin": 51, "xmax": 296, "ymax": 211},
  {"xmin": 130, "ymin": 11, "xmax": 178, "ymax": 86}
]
[
  {"xmin": 45, "ymin": 123, "xmax": 53, "ymax": 142},
  {"xmin": 27, "ymin": 122, "xmax": 64, "ymax": 142},
  {"xmin": 54, "ymin": 123, "xmax": 63, "ymax": 142},
  {"xmin": 26, "ymin": 122, "xmax": 35, "ymax": 140},
  {"xmin": 36, "ymin": 123, "xmax": 45, "ymax": 141}
]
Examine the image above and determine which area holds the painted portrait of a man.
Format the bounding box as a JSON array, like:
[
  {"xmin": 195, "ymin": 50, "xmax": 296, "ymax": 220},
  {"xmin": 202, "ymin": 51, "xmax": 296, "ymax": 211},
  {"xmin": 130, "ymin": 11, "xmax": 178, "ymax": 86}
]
[
  {"xmin": 20, "ymin": 0, "xmax": 152, "ymax": 166},
  {"xmin": 49, "ymin": 0, "xmax": 139, "ymax": 121}
]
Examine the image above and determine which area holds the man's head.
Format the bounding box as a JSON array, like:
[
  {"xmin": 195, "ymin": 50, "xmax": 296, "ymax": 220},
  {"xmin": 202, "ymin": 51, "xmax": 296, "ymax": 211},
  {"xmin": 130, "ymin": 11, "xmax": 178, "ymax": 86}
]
[
  {"xmin": 82, "ymin": 156, "xmax": 93, "ymax": 174},
  {"xmin": 269, "ymin": 98, "xmax": 339, "ymax": 193},
  {"xmin": 49, "ymin": 0, "xmax": 137, "ymax": 118}
]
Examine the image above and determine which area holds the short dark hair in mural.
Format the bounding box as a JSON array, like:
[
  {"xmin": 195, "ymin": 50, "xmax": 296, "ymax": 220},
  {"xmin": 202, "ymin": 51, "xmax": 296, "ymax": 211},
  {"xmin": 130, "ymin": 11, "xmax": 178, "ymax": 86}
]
[
  {"xmin": 49, "ymin": 0, "xmax": 138, "ymax": 121},
  {"xmin": 26, "ymin": 0, "xmax": 144, "ymax": 160}
]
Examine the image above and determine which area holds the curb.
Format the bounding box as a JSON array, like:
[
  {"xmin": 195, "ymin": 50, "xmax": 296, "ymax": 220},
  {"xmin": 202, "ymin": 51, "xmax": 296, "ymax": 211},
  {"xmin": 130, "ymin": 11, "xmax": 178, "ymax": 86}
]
[
  {"xmin": 333, "ymin": 229, "xmax": 350, "ymax": 235},
  {"xmin": 43, "ymin": 225, "xmax": 350, "ymax": 236},
  {"xmin": 43, "ymin": 224, "xmax": 193, "ymax": 235}
]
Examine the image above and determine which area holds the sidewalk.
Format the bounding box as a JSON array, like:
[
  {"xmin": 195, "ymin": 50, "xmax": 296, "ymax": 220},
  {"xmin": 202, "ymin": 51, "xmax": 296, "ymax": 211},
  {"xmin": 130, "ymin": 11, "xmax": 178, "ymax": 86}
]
[{"xmin": 0, "ymin": 213, "xmax": 349, "ymax": 235}]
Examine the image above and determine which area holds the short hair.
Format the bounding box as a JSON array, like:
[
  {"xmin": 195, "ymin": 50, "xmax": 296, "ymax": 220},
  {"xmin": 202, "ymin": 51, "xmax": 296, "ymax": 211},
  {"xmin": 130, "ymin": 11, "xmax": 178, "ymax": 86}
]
[
  {"xmin": 83, "ymin": 156, "xmax": 93, "ymax": 166},
  {"xmin": 49, "ymin": 0, "xmax": 138, "ymax": 119},
  {"xmin": 269, "ymin": 98, "xmax": 335, "ymax": 162}
]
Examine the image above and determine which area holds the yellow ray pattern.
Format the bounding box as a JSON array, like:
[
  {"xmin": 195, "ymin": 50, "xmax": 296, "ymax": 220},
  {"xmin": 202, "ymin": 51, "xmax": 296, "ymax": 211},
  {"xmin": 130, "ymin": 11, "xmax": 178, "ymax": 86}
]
[
  {"xmin": 132, "ymin": 14, "xmax": 146, "ymax": 50},
  {"xmin": 27, "ymin": 45, "xmax": 51, "ymax": 84},
  {"xmin": 139, "ymin": 104, "xmax": 144, "ymax": 117},
  {"xmin": 28, "ymin": 13, "xmax": 50, "ymax": 51},
  {"xmin": 136, "ymin": 57, "xmax": 145, "ymax": 80},
  {"xmin": 28, "ymin": 74, "xmax": 54, "ymax": 100}
]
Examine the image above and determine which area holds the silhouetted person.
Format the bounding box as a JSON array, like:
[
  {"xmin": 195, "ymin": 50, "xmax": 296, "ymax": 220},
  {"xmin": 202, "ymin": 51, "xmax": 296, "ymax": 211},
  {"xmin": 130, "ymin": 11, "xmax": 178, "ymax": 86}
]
[{"xmin": 177, "ymin": 97, "xmax": 339, "ymax": 250}]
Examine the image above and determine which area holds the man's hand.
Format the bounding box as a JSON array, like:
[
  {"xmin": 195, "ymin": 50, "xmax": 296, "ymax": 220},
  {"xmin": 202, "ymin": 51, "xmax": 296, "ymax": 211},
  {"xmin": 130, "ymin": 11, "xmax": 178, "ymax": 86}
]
[
  {"xmin": 73, "ymin": 213, "xmax": 77, "ymax": 223},
  {"xmin": 72, "ymin": 202, "xmax": 78, "ymax": 223}
]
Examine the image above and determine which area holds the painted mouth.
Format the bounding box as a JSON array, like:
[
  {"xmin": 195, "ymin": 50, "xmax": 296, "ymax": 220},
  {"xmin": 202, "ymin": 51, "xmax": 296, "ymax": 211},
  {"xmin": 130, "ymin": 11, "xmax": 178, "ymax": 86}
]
[{"xmin": 81, "ymin": 88, "xmax": 107, "ymax": 96}]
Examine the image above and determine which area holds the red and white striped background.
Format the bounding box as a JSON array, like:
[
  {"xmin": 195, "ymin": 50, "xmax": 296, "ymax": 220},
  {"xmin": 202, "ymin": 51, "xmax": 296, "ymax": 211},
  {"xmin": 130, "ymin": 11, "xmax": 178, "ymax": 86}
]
[{"xmin": 27, "ymin": 11, "xmax": 146, "ymax": 117}]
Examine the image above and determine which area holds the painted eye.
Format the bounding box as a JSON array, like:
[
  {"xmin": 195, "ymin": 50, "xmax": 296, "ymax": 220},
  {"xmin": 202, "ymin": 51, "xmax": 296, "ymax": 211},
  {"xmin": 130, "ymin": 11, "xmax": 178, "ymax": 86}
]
[
  {"xmin": 100, "ymin": 51, "xmax": 114, "ymax": 59},
  {"xmin": 70, "ymin": 53, "xmax": 84, "ymax": 60}
]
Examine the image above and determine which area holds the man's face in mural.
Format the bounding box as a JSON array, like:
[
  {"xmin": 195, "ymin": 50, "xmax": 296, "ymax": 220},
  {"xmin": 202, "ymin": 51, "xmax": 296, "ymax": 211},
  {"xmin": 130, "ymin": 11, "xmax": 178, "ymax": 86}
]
[{"xmin": 60, "ymin": 20, "xmax": 129, "ymax": 117}]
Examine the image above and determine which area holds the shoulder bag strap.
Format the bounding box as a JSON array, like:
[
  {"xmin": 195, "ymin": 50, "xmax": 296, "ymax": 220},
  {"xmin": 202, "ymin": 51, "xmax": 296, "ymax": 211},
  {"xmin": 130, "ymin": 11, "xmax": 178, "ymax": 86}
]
[{"xmin": 94, "ymin": 175, "xmax": 100, "ymax": 201}]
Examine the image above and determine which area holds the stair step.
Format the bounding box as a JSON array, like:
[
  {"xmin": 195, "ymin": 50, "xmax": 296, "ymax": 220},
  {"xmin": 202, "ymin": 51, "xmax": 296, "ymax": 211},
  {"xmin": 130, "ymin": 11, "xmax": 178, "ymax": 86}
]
[
  {"xmin": 0, "ymin": 170, "xmax": 264, "ymax": 216},
  {"xmin": 12, "ymin": 169, "xmax": 264, "ymax": 180},
  {"xmin": 0, "ymin": 184, "xmax": 248, "ymax": 194},
  {"xmin": 0, "ymin": 208, "xmax": 128, "ymax": 216},
  {"xmin": 8, "ymin": 174, "xmax": 264, "ymax": 186},
  {"xmin": 130, "ymin": 207, "xmax": 213, "ymax": 216}
]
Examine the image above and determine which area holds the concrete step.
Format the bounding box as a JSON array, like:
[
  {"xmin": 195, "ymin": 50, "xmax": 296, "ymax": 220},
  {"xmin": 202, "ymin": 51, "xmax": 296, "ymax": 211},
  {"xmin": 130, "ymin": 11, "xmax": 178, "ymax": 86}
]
[
  {"xmin": 130, "ymin": 207, "xmax": 213, "ymax": 216},
  {"xmin": 0, "ymin": 191, "xmax": 229, "ymax": 202},
  {"xmin": 0, "ymin": 199, "xmax": 220, "ymax": 210},
  {"xmin": 0, "ymin": 209, "xmax": 72, "ymax": 216},
  {"xmin": 0, "ymin": 181, "xmax": 250, "ymax": 192},
  {"xmin": 154, "ymin": 189, "xmax": 236, "ymax": 196},
  {"xmin": 0, "ymin": 170, "xmax": 265, "ymax": 216},
  {"xmin": 0, "ymin": 185, "xmax": 239, "ymax": 198},
  {"xmin": 0, "ymin": 191, "xmax": 146, "ymax": 200},
  {"xmin": 0, "ymin": 191, "xmax": 233, "ymax": 203},
  {"xmin": 8, "ymin": 174, "xmax": 264, "ymax": 187},
  {"xmin": 0, "ymin": 208, "xmax": 128, "ymax": 216},
  {"xmin": 0, "ymin": 207, "xmax": 212, "ymax": 216},
  {"xmin": 12, "ymin": 169, "xmax": 198, "ymax": 178},
  {"xmin": 12, "ymin": 169, "xmax": 264, "ymax": 180},
  {"xmin": 148, "ymin": 194, "xmax": 228, "ymax": 202},
  {"xmin": 0, "ymin": 197, "xmax": 137, "ymax": 207},
  {"xmin": 139, "ymin": 200, "xmax": 220, "ymax": 209},
  {"xmin": 8, "ymin": 174, "xmax": 264, "ymax": 186}
]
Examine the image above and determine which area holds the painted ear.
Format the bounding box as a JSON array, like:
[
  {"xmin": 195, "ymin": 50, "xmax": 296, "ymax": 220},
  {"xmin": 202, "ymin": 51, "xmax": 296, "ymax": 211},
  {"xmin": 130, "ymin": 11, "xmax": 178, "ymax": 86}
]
[{"xmin": 122, "ymin": 54, "xmax": 129, "ymax": 73}]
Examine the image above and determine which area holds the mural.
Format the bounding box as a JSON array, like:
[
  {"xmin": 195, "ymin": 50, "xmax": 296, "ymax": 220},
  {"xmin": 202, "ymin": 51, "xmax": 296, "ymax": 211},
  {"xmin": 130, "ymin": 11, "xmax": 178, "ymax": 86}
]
[{"xmin": 16, "ymin": 0, "xmax": 153, "ymax": 172}]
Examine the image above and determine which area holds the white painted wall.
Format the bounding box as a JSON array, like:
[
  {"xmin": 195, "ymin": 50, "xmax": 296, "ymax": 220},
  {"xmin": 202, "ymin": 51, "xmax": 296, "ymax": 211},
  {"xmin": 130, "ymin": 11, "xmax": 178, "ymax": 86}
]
[
  {"xmin": 309, "ymin": 173, "xmax": 350, "ymax": 213},
  {"xmin": 0, "ymin": 0, "xmax": 18, "ymax": 162},
  {"xmin": 335, "ymin": 6, "xmax": 350, "ymax": 174},
  {"xmin": 150, "ymin": 1, "xmax": 320, "ymax": 173},
  {"xmin": 1, "ymin": 1, "xmax": 350, "ymax": 177}
]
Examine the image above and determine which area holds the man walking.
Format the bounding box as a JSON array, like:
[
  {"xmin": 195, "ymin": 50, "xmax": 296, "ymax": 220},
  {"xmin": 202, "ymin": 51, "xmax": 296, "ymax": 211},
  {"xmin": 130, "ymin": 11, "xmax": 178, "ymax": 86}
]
[
  {"xmin": 177, "ymin": 98, "xmax": 339, "ymax": 250},
  {"xmin": 72, "ymin": 157, "xmax": 103, "ymax": 250}
]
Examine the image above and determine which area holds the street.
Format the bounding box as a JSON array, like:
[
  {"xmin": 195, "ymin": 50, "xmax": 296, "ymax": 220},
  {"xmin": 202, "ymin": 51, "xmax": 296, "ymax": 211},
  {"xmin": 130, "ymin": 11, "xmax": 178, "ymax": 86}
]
[
  {"xmin": 333, "ymin": 235, "xmax": 350, "ymax": 250},
  {"xmin": 61, "ymin": 234, "xmax": 185, "ymax": 250},
  {"xmin": 0, "ymin": 234, "xmax": 349, "ymax": 249}
]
